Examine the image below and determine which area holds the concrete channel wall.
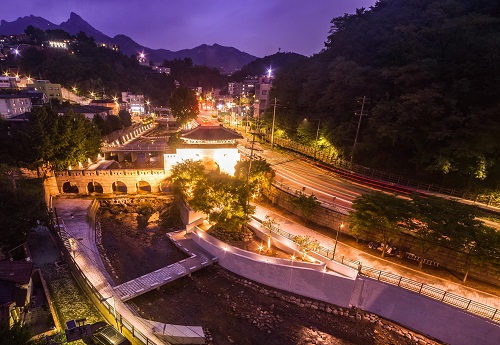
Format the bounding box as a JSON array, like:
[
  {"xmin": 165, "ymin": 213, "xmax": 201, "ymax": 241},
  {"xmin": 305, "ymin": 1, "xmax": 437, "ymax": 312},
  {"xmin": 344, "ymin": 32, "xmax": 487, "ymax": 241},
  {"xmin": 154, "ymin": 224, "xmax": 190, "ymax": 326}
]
[
  {"xmin": 192, "ymin": 226, "xmax": 500, "ymax": 345},
  {"xmin": 350, "ymin": 277, "xmax": 500, "ymax": 345},
  {"xmin": 191, "ymin": 227, "xmax": 356, "ymax": 309}
]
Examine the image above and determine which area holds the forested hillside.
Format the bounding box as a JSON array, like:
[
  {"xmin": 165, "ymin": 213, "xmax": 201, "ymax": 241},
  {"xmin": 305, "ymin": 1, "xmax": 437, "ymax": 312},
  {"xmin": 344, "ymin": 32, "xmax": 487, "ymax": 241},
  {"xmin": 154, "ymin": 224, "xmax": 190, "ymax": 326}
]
[
  {"xmin": 270, "ymin": 0, "xmax": 500, "ymax": 189},
  {"xmin": 7, "ymin": 29, "xmax": 227, "ymax": 106}
]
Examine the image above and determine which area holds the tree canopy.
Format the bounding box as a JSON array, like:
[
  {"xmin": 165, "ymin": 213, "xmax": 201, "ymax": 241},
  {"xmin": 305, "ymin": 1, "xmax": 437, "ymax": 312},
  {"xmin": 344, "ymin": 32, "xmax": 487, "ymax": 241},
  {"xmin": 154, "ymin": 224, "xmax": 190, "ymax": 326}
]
[
  {"xmin": 348, "ymin": 191, "xmax": 500, "ymax": 280},
  {"xmin": 9, "ymin": 105, "xmax": 101, "ymax": 173},
  {"xmin": 0, "ymin": 166, "xmax": 46, "ymax": 254},
  {"xmin": 269, "ymin": 0, "xmax": 500, "ymax": 190},
  {"xmin": 169, "ymin": 87, "xmax": 200, "ymax": 125}
]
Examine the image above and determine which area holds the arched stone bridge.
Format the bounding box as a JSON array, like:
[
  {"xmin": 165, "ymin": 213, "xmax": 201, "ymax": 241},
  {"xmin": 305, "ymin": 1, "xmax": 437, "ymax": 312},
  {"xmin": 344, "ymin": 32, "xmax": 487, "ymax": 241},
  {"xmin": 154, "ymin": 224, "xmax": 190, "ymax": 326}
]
[{"xmin": 54, "ymin": 169, "xmax": 171, "ymax": 195}]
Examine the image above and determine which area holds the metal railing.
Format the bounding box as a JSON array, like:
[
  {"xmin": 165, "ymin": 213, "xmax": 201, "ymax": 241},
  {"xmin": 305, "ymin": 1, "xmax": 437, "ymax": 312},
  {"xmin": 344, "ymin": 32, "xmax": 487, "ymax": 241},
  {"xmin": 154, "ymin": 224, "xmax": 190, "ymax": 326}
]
[
  {"xmin": 254, "ymin": 216, "xmax": 500, "ymax": 324},
  {"xmin": 272, "ymin": 181, "xmax": 351, "ymax": 215},
  {"xmin": 52, "ymin": 203, "xmax": 160, "ymax": 345},
  {"xmin": 266, "ymin": 135, "xmax": 500, "ymax": 208}
]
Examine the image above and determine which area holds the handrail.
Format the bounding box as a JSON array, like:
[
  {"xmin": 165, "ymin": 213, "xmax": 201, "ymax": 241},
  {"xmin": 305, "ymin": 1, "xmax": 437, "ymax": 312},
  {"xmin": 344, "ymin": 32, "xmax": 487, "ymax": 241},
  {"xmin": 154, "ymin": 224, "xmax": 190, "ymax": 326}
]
[
  {"xmin": 252, "ymin": 216, "xmax": 500, "ymax": 323},
  {"xmin": 52, "ymin": 202, "xmax": 160, "ymax": 345}
]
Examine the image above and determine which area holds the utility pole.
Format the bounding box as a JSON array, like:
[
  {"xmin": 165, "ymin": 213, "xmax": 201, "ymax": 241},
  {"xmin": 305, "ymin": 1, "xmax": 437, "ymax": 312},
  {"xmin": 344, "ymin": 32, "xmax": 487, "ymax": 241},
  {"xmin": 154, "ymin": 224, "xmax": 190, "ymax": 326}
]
[
  {"xmin": 271, "ymin": 98, "xmax": 277, "ymax": 149},
  {"xmin": 314, "ymin": 119, "xmax": 321, "ymax": 161},
  {"xmin": 350, "ymin": 96, "xmax": 369, "ymax": 168}
]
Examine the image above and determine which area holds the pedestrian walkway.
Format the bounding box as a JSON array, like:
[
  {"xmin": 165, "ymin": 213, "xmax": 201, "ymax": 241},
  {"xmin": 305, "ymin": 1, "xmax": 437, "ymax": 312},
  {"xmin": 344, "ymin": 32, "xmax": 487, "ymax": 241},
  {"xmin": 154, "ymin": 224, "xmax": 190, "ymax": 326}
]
[
  {"xmin": 52, "ymin": 198, "xmax": 206, "ymax": 345},
  {"xmin": 114, "ymin": 233, "xmax": 218, "ymax": 301},
  {"xmin": 252, "ymin": 203, "xmax": 500, "ymax": 310}
]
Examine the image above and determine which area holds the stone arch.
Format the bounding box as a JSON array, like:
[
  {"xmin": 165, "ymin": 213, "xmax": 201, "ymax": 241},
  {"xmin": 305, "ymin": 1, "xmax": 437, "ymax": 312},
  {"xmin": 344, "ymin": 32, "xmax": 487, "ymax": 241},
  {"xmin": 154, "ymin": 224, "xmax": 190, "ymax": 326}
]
[
  {"xmin": 160, "ymin": 178, "xmax": 172, "ymax": 193},
  {"xmin": 137, "ymin": 180, "xmax": 151, "ymax": 193},
  {"xmin": 62, "ymin": 181, "xmax": 79, "ymax": 194},
  {"xmin": 87, "ymin": 181, "xmax": 103, "ymax": 194},
  {"xmin": 112, "ymin": 181, "xmax": 127, "ymax": 194}
]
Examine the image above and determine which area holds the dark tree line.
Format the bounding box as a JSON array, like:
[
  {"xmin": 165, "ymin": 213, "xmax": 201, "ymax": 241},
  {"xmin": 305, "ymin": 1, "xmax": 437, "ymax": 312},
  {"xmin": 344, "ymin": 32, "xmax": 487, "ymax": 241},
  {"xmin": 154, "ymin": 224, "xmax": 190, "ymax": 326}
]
[
  {"xmin": 269, "ymin": 0, "xmax": 500, "ymax": 190},
  {"xmin": 349, "ymin": 191, "xmax": 500, "ymax": 282},
  {"xmin": 3, "ymin": 28, "xmax": 229, "ymax": 107}
]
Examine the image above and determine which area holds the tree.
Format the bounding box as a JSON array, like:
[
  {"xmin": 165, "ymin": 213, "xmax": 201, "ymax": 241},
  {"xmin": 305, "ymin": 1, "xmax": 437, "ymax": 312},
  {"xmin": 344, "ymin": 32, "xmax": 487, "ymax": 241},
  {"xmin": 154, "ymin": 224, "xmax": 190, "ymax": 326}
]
[
  {"xmin": 0, "ymin": 169, "xmax": 46, "ymax": 254},
  {"xmin": 261, "ymin": 215, "xmax": 280, "ymax": 250},
  {"xmin": 349, "ymin": 192, "xmax": 410, "ymax": 257},
  {"xmin": 234, "ymin": 158, "xmax": 275, "ymax": 200},
  {"xmin": 457, "ymin": 224, "xmax": 500, "ymax": 283},
  {"xmin": 169, "ymin": 87, "xmax": 199, "ymax": 125},
  {"xmin": 190, "ymin": 172, "xmax": 253, "ymax": 232},
  {"xmin": 13, "ymin": 106, "xmax": 101, "ymax": 173},
  {"xmin": 270, "ymin": 0, "xmax": 500, "ymax": 188},
  {"xmin": 118, "ymin": 109, "xmax": 132, "ymax": 127},
  {"xmin": 0, "ymin": 321, "xmax": 35, "ymax": 345},
  {"xmin": 291, "ymin": 191, "xmax": 320, "ymax": 222},
  {"xmin": 293, "ymin": 235, "xmax": 320, "ymax": 260},
  {"xmin": 170, "ymin": 159, "xmax": 206, "ymax": 201}
]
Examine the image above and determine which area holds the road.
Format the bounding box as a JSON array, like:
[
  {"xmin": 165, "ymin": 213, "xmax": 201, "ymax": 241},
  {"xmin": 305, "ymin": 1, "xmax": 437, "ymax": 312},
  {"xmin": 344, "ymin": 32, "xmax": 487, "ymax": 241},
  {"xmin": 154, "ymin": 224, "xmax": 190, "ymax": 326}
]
[{"xmin": 238, "ymin": 138, "xmax": 378, "ymax": 212}]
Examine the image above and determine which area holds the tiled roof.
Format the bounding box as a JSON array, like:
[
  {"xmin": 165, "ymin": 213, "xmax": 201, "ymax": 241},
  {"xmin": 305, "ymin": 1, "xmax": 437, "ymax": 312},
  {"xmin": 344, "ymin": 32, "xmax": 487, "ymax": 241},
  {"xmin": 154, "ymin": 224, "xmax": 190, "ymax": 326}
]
[
  {"xmin": 60, "ymin": 105, "xmax": 112, "ymax": 114},
  {"xmin": 182, "ymin": 125, "xmax": 243, "ymax": 141},
  {"xmin": 0, "ymin": 261, "xmax": 33, "ymax": 285}
]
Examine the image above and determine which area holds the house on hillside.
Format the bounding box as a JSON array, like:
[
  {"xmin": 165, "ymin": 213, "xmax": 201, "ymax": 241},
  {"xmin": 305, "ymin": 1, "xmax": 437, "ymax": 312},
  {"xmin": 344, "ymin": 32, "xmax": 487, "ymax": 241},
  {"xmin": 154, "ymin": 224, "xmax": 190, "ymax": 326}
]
[
  {"xmin": 0, "ymin": 261, "xmax": 34, "ymax": 328},
  {"xmin": 59, "ymin": 105, "xmax": 112, "ymax": 119},
  {"xmin": 89, "ymin": 99, "xmax": 122, "ymax": 115},
  {"xmin": 0, "ymin": 95, "xmax": 32, "ymax": 119}
]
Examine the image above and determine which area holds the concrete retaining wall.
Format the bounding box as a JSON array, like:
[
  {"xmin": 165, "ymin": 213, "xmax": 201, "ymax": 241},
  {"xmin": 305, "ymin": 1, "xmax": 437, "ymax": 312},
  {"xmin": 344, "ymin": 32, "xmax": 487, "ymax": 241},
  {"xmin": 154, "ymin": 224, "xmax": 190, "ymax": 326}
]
[
  {"xmin": 350, "ymin": 277, "xmax": 500, "ymax": 345},
  {"xmin": 191, "ymin": 228, "xmax": 356, "ymax": 309}
]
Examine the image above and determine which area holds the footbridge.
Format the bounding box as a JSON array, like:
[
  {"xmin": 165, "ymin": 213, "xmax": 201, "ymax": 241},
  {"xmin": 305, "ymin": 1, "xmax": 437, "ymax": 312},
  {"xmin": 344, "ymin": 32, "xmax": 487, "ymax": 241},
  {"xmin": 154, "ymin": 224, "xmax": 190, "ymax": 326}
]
[{"xmin": 113, "ymin": 232, "xmax": 218, "ymax": 302}]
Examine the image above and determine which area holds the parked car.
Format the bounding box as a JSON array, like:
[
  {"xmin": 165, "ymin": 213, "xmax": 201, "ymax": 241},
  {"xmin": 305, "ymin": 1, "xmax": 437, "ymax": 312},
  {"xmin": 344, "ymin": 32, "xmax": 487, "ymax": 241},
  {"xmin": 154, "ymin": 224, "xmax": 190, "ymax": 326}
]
[{"xmin": 92, "ymin": 325, "xmax": 130, "ymax": 345}]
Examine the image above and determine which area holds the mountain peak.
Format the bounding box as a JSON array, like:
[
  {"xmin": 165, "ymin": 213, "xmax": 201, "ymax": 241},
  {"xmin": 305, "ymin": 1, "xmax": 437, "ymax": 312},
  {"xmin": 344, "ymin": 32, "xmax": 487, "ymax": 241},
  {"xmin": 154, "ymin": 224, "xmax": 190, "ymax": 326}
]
[{"xmin": 68, "ymin": 12, "xmax": 83, "ymax": 21}]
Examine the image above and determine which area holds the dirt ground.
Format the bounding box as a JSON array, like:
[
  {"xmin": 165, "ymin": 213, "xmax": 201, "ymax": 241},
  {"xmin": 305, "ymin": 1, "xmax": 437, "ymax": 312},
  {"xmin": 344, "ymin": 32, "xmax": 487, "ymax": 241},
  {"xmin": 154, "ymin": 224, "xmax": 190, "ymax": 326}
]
[{"xmin": 98, "ymin": 199, "xmax": 443, "ymax": 345}]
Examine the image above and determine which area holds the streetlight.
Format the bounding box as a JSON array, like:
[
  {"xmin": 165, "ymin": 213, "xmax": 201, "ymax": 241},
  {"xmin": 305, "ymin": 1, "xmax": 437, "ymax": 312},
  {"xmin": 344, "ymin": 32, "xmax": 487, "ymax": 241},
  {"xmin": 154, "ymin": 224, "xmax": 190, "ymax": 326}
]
[
  {"xmin": 332, "ymin": 223, "xmax": 344, "ymax": 259},
  {"xmin": 304, "ymin": 118, "xmax": 321, "ymax": 160}
]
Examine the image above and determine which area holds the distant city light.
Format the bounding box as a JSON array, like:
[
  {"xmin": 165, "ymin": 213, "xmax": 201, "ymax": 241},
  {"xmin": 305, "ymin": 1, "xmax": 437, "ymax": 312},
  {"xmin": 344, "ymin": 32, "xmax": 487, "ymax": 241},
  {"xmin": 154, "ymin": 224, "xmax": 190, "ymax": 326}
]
[{"xmin": 267, "ymin": 68, "xmax": 272, "ymax": 78}]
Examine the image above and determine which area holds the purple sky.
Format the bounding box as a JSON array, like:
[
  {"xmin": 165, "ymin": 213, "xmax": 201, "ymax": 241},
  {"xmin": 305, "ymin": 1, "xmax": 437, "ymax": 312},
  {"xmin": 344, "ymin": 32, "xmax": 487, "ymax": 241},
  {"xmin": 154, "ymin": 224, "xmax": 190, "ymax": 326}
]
[{"xmin": 2, "ymin": 0, "xmax": 377, "ymax": 57}]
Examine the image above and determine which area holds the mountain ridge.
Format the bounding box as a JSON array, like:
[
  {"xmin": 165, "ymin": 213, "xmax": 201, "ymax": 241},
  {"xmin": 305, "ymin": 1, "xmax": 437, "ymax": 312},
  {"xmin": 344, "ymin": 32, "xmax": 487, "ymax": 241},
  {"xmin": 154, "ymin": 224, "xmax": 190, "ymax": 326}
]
[{"xmin": 0, "ymin": 12, "xmax": 257, "ymax": 73}]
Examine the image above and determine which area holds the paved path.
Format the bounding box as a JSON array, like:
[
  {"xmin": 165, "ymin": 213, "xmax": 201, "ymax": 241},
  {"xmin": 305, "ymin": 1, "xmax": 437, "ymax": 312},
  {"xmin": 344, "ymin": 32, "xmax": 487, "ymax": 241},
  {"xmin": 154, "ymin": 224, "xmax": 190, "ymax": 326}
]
[
  {"xmin": 252, "ymin": 204, "xmax": 500, "ymax": 310},
  {"xmin": 114, "ymin": 232, "xmax": 217, "ymax": 301},
  {"xmin": 52, "ymin": 198, "xmax": 206, "ymax": 345}
]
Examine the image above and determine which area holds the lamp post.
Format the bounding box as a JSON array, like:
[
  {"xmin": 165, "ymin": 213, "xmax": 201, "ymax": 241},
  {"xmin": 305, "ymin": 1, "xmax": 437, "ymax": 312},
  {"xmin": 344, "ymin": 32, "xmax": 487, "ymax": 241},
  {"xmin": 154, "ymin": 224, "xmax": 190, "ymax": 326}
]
[
  {"xmin": 314, "ymin": 119, "xmax": 321, "ymax": 161},
  {"xmin": 332, "ymin": 223, "xmax": 344, "ymax": 259},
  {"xmin": 350, "ymin": 96, "xmax": 369, "ymax": 168}
]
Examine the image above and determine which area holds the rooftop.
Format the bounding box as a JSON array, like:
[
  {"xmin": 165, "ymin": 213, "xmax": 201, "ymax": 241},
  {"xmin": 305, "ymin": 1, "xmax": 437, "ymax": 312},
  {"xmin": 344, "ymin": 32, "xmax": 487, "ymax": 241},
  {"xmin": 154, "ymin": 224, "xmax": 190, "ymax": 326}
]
[
  {"xmin": 182, "ymin": 125, "xmax": 243, "ymax": 141},
  {"xmin": 0, "ymin": 261, "xmax": 34, "ymax": 285}
]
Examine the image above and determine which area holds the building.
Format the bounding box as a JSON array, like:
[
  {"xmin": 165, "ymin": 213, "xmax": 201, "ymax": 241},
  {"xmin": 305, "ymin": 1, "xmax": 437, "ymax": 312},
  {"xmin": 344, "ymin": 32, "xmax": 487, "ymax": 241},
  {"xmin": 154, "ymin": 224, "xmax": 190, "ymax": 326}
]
[
  {"xmin": 166, "ymin": 125, "xmax": 243, "ymax": 175},
  {"xmin": 90, "ymin": 99, "xmax": 122, "ymax": 115},
  {"xmin": 122, "ymin": 92, "xmax": 145, "ymax": 115},
  {"xmin": 0, "ymin": 261, "xmax": 34, "ymax": 328},
  {"xmin": 97, "ymin": 42, "xmax": 120, "ymax": 52},
  {"xmin": 0, "ymin": 76, "xmax": 20, "ymax": 89},
  {"xmin": 228, "ymin": 82, "xmax": 243, "ymax": 97},
  {"xmin": 152, "ymin": 65, "xmax": 171, "ymax": 75},
  {"xmin": 0, "ymin": 95, "xmax": 32, "ymax": 119},
  {"xmin": 32, "ymin": 80, "xmax": 63, "ymax": 102},
  {"xmin": 253, "ymin": 76, "xmax": 273, "ymax": 118},
  {"xmin": 59, "ymin": 105, "xmax": 112, "ymax": 120}
]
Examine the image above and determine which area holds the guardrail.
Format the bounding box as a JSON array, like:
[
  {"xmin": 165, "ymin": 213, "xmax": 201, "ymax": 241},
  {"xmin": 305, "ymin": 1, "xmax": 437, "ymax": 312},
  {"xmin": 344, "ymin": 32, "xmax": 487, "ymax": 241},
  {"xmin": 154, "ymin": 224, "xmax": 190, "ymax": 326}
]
[
  {"xmin": 52, "ymin": 202, "xmax": 160, "ymax": 345},
  {"xmin": 265, "ymin": 135, "xmax": 499, "ymax": 208},
  {"xmin": 252, "ymin": 216, "xmax": 500, "ymax": 324},
  {"xmin": 272, "ymin": 181, "xmax": 351, "ymax": 215}
]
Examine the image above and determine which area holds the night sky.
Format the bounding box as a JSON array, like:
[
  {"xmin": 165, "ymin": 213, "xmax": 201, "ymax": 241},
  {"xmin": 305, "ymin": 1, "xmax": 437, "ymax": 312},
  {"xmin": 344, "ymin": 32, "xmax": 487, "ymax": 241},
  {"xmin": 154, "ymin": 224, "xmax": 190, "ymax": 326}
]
[{"xmin": 2, "ymin": 0, "xmax": 376, "ymax": 57}]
